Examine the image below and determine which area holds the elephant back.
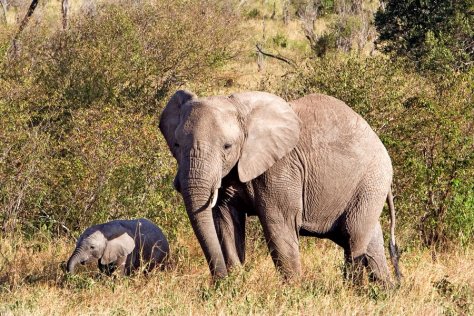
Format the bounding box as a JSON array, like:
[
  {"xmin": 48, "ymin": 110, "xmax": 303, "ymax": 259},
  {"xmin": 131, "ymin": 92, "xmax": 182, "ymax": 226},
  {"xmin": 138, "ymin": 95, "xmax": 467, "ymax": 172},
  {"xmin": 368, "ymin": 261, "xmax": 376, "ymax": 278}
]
[
  {"xmin": 290, "ymin": 93, "xmax": 387, "ymax": 158},
  {"xmin": 133, "ymin": 218, "xmax": 170, "ymax": 266}
]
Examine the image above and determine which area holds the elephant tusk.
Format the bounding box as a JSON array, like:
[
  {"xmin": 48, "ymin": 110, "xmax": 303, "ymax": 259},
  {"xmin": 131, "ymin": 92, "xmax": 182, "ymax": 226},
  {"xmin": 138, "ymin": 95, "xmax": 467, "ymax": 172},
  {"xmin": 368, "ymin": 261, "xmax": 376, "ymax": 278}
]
[{"xmin": 210, "ymin": 189, "xmax": 219, "ymax": 208}]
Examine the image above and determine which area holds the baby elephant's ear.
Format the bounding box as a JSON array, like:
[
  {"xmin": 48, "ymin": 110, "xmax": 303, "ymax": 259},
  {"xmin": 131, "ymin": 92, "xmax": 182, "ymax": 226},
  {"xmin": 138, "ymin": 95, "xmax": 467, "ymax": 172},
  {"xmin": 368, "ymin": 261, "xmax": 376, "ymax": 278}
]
[{"xmin": 101, "ymin": 233, "xmax": 135, "ymax": 265}]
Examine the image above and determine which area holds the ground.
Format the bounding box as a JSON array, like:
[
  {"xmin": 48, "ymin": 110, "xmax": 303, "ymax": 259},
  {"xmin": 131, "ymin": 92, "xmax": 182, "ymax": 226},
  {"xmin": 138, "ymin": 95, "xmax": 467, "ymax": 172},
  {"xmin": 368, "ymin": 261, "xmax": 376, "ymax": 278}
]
[{"xmin": 1, "ymin": 226, "xmax": 473, "ymax": 315}]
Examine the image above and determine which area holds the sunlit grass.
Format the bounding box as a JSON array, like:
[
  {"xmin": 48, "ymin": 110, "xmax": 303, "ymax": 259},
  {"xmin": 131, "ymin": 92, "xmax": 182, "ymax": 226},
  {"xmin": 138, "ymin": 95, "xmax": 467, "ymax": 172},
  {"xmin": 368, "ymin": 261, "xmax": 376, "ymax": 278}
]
[{"xmin": 1, "ymin": 234, "xmax": 473, "ymax": 315}]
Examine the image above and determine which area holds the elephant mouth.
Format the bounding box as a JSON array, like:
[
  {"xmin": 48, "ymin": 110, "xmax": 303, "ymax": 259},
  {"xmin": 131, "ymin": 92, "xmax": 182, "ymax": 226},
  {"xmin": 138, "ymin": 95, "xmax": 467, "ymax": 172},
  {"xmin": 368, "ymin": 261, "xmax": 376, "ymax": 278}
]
[{"xmin": 80, "ymin": 260, "xmax": 86, "ymax": 265}]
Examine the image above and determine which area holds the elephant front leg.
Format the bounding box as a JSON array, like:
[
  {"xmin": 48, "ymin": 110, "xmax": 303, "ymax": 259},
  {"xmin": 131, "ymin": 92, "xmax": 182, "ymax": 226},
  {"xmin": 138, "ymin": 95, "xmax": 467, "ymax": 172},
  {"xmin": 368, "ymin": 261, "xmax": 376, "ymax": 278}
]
[
  {"xmin": 213, "ymin": 204, "xmax": 246, "ymax": 271},
  {"xmin": 261, "ymin": 219, "xmax": 302, "ymax": 281},
  {"xmin": 98, "ymin": 260, "xmax": 117, "ymax": 276},
  {"xmin": 114, "ymin": 255, "xmax": 129, "ymax": 276},
  {"xmin": 257, "ymin": 202, "xmax": 302, "ymax": 280}
]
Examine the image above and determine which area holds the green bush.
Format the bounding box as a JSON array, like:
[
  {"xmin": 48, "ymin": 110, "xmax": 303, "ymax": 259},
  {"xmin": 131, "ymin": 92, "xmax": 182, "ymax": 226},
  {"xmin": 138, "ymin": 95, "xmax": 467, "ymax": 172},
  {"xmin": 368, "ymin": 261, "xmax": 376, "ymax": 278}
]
[
  {"xmin": 291, "ymin": 0, "xmax": 335, "ymax": 18},
  {"xmin": 246, "ymin": 8, "xmax": 260, "ymax": 19},
  {"xmin": 272, "ymin": 33, "xmax": 288, "ymax": 48},
  {"xmin": 0, "ymin": 0, "xmax": 239, "ymax": 238},
  {"xmin": 375, "ymin": 0, "xmax": 474, "ymax": 73}
]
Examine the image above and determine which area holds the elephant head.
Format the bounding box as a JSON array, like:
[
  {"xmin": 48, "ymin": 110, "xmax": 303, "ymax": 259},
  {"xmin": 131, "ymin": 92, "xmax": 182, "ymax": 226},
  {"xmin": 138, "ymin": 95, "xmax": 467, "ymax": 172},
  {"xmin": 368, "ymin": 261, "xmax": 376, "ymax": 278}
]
[
  {"xmin": 66, "ymin": 223, "xmax": 135, "ymax": 274},
  {"xmin": 159, "ymin": 90, "xmax": 300, "ymax": 278}
]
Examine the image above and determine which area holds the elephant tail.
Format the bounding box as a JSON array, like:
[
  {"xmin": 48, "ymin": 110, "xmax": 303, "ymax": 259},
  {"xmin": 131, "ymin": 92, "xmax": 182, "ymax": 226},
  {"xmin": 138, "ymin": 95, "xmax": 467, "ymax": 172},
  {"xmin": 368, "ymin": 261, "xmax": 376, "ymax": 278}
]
[{"xmin": 387, "ymin": 188, "xmax": 402, "ymax": 283}]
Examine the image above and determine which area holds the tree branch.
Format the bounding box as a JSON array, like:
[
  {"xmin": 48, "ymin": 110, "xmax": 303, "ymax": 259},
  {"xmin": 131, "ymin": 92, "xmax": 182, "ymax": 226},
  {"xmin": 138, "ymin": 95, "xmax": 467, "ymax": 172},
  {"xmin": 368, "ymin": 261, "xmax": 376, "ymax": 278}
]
[
  {"xmin": 9, "ymin": 0, "xmax": 39, "ymax": 57},
  {"xmin": 255, "ymin": 43, "xmax": 296, "ymax": 68}
]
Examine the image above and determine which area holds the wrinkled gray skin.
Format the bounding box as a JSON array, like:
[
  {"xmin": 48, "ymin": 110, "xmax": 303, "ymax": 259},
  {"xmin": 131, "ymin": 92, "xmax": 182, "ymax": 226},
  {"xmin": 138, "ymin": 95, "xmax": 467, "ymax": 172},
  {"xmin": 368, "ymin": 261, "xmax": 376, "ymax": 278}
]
[
  {"xmin": 159, "ymin": 91, "xmax": 401, "ymax": 284},
  {"xmin": 67, "ymin": 218, "xmax": 169, "ymax": 276}
]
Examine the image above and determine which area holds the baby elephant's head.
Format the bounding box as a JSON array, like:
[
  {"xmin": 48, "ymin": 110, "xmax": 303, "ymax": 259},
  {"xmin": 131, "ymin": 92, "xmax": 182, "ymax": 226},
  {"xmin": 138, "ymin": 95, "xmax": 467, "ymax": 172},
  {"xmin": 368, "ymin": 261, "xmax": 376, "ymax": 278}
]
[{"xmin": 66, "ymin": 224, "xmax": 135, "ymax": 274}]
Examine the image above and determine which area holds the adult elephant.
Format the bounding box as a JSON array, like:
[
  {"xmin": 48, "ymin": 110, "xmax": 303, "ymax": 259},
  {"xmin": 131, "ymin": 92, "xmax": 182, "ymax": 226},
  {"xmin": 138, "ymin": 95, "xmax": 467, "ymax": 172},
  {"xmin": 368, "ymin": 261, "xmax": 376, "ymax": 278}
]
[{"xmin": 159, "ymin": 90, "xmax": 401, "ymax": 284}]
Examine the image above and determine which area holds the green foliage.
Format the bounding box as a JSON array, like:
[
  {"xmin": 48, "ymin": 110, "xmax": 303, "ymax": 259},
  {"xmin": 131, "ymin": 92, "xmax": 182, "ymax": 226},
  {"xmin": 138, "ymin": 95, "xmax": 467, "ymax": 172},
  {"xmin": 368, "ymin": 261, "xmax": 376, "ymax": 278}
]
[
  {"xmin": 316, "ymin": 14, "xmax": 364, "ymax": 54},
  {"xmin": 306, "ymin": 0, "xmax": 376, "ymax": 56},
  {"xmin": 246, "ymin": 8, "xmax": 261, "ymax": 19},
  {"xmin": 291, "ymin": 0, "xmax": 335, "ymax": 17},
  {"xmin": 0, "ymin": 0, "xmax": 239, "ymax": 237},
  {"xmin": 0, "ymin": 0, "xmax": 472, "ymax": 252},
  {"xmin": 279, "ymin": 55, "xmax": 474, "ymax": 248},
  {"xmin": 394, "ymin": 74, "xmax": 474, "ymax": 247},
  {"xmin": 449, "ymin": 184, "xmax": 474, "ymax": 246},
  {"xmin": 272, "ymin": 33, "xmax": 288, "ymax": 48},
  {"xmin": 375, "ymin": 0, "xmax": 474, "ymax": 73}
]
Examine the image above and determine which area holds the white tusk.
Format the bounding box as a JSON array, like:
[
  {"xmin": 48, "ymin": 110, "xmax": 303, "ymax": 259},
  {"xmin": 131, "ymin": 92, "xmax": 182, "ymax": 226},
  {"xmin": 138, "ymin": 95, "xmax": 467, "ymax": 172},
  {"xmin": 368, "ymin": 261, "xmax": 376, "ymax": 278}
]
[{"xmin": 210, "ymin": 189, "xmax": 219, "ymax": 208}]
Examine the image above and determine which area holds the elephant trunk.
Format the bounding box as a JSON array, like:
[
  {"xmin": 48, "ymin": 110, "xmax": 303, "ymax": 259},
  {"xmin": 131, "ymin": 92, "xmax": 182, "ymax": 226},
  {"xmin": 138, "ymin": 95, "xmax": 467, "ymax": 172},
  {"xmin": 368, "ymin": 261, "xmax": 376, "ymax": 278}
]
[
  {"xmin": 66, "ymin": 247, "xmax": 84, "ymax": 274},
  {"xmin": 180, "ymin": 153, "xmax": 227, "ymax": 278}
]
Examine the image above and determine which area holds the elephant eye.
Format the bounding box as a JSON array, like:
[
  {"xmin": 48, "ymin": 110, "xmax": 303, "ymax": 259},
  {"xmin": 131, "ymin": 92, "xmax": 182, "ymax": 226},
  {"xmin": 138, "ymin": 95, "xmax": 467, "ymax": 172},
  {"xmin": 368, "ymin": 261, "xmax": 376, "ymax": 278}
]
[
  {"xmin": 90, "ymin": 245, "xmax": 95, "ymax": 249},
  {"xmin": 224, "ymin": 143, "xmax": 232, "ymax": 150}
]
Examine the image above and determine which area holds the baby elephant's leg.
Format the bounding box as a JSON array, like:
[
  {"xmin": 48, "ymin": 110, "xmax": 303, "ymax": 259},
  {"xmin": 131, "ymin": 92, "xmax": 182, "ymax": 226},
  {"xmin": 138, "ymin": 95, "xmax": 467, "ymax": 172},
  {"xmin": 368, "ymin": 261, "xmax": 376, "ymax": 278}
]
[
  {"xmin": 115, "ymin": 256, "xmax": 129, "ymax": 276},
  {"xmin": 98, "ymin": 260, "xmax": 116, "ymax": 275}
]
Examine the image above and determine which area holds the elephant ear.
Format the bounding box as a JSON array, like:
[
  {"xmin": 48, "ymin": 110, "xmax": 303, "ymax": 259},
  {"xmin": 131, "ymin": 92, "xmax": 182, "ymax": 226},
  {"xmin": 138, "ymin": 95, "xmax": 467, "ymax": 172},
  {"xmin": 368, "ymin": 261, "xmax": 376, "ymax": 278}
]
[
  {"xmin": 101, "ymin": 233, "xmax": 135, "ymax": 265},
  {"xmin": 232, "ymin": 92, "xmax": 301, "ymax": 183},
  {"xmin": 159, "ymin": 90, "xmax": 197, "ymax": 158}
]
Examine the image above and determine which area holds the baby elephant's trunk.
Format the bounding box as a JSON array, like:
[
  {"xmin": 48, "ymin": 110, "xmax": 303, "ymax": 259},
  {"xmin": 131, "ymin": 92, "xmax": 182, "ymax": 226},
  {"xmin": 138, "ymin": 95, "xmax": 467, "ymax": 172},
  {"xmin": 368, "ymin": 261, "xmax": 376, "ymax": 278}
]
[{"xmin": 66, "ymin": 249, "xmax": 81, "ymax": 274}]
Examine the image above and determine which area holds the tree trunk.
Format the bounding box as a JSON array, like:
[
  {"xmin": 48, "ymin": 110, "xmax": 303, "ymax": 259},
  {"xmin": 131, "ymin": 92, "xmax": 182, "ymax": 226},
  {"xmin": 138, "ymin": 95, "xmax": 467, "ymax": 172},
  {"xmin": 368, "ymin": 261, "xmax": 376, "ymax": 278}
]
[
  {"xmin": 282, "ymin": 0, "xmax": 289, "ymax": 25},
  {"xmin": 0, "ymin": 0, "xmax": 7, "ymax": 24},
  {"xmin": 61, "ymin": 0, "xmax": 68, "ymax": 29},
  {"xmin": 10, "ymin": 0, "xmax": 39, "ymax": 57}
]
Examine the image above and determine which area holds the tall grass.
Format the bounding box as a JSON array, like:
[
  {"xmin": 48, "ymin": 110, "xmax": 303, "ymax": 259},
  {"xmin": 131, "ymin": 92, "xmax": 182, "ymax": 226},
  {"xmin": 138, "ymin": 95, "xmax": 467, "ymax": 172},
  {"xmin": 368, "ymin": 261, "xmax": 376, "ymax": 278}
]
[{"xmin": 0, "ymin": 236, "xmax": 473, "ymax": 315}]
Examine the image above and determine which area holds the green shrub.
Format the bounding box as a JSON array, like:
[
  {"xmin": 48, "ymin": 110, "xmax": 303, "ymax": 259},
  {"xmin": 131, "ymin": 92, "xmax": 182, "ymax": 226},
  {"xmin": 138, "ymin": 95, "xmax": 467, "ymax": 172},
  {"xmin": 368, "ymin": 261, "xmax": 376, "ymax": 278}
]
[
  {"xmin": 375, "ymin": 0, "xmax": 474, "ymax": 73},
  {"xmin": 246, "ymin": 8, "xmax": 260, "ymax": 19},
  {"xmin": 291, "ymin": 0, "xmax": 335, "ymax": 18},
  {"xmin": 0, "ymin": 0, "xmax": 239, "ymax": 238},
  {"xmin": 272, "ymin": 33, "xmax": 288, "ymax": 48}
]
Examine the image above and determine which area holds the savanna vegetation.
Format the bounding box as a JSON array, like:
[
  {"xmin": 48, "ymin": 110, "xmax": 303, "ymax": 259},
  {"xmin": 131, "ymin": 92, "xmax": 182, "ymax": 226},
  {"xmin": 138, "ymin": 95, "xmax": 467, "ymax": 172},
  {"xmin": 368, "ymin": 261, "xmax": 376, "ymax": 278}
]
[{"xmin": 0, "ymin": 0, "xmax": 473, "ymax": 314}]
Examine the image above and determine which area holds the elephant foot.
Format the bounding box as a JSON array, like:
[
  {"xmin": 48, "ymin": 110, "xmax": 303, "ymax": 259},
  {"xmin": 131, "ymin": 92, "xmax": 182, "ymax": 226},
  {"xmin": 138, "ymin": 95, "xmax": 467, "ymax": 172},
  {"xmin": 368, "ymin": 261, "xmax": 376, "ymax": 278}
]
[
  {"xmin": 343, "ymin": 254, "xmax": 397, "ymax": 289},
  {"xmin": 343, "ymin": 254, "xmax": 368, "ymax": 286}
]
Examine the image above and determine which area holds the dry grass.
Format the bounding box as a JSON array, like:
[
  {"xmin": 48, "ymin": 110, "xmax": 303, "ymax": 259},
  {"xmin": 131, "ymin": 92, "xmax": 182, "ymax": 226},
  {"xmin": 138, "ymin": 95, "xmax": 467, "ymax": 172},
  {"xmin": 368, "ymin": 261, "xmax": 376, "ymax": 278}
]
[{"xmin": 1, "ymin": 228, "xmax": 473, "ymax": 315}]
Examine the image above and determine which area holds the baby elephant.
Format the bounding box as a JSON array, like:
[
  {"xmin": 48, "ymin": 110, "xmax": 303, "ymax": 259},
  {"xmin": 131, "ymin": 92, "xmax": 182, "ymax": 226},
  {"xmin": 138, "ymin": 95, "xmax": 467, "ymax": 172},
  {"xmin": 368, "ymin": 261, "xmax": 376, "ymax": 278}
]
[{"xmin": 66, "ymin": 218, "xmax": 169, "ymax": 276}]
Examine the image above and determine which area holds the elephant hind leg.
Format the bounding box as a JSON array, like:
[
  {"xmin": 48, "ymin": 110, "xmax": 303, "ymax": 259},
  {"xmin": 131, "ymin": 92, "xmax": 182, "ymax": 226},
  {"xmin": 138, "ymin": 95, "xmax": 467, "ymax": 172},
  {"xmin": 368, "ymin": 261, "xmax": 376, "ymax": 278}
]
[
  {"xmin": 342, "ymin": 232, "xmax": 390, "ymax": 286},
  {"xmin": 342, "ymin": 171, "xmax": 391, "ymax": 285},
  {"xmin": 365, "ymin": 222, "xmax": 391, "ymax": 286},
  {"xmin": 342, "ymin": 223, "xmax": 392, "ymax": 286},
  {"xmin": 343, "ymin": 206, "xmax": 383, "ymax": 285}
]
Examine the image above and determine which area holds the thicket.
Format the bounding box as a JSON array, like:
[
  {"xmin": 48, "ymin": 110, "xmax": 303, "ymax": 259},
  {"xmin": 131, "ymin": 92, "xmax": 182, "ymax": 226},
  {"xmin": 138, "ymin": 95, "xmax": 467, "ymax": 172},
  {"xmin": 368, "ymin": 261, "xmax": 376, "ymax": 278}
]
[
  {"xmin": 375, "ymin": 0, "xmax": 474, "ymax": 73},
  {"xmin": 0, "ymin": 0, "xmax": 239, "ymax": 241},
  {"xmin": 0, "ymin": 0, "xmax": 472, "ymax": 252}
]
